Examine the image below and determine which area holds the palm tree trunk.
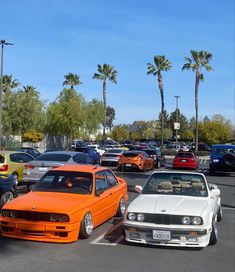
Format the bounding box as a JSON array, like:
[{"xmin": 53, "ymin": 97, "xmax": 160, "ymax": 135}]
[
  {"xmin": 158, "ymin": 73, "xmax": 164, "ymax": 152},
  {"xmin": 103, "ymin": 80, "xmax": 107, "ymax": 139},
  {"xmin": 195, "ymin": 71, "xmax": 200, "ymax": 153}
]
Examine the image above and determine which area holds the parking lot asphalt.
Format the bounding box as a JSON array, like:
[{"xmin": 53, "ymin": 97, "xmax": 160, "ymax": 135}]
[{"xmin": 0, "ymin": 160, "xmax": 234, "ymax": 272}]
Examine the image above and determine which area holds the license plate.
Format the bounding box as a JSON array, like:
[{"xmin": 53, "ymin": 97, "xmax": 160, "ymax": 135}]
[
  {"xmin": 152, "ymin": 230, "xmax": 171, "ymax": 241},
  {"xmin": 126, "ymin": 164, "xmax": 131, "ymax": 167},
  {"xmin": 39, "ymin": 167, "xmax": 48, "ymax": 172},
  {"xmin": 181, "ymin": 159, "xmax": 187, "ymax": 162}
]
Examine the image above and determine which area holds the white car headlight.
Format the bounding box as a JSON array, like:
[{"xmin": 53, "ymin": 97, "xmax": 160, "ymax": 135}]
[
  {"xmin": 182, "ymin": 216, "xmax": 191, "ymax": 225},
  {"xmin": 127, "ymin": 212, "xmax": 136, "ymax": 221},
  {"xmin": 192, "ymin": 217, "xmax": 202, "ymax": 225},
  {"xmin": 137, "ymin": 213, "xmax": 145, "ymax": 222}
]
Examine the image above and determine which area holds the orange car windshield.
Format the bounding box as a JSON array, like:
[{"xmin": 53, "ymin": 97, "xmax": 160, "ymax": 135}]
[{"xmin": 33, "ymin": 171, "xmax": 93, "ymax": 195}]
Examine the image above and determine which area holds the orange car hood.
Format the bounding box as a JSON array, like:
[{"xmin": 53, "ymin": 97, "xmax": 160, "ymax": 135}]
[{"xmin": 4, "ymin": 192, "xmax": 92, "ymax": 214}]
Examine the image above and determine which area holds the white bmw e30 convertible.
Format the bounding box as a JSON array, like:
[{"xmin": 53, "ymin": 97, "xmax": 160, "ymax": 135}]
[{"xmin": 123, "ymin": 171, "xmax": 222, "ymax": 247}]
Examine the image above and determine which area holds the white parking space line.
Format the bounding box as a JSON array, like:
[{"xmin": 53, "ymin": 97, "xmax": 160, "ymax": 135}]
[
  {"xmin": 199, "ymin": 159, "xmax": 208, "ymax": 165},
  {"xmin": 90, "ymin": 221, "xmax": 124, "ymax": 246}
]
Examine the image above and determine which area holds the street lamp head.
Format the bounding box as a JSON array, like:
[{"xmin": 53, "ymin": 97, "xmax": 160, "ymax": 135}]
[{"xmin": 0, "ymin": 40, "xmax": 13, "ymax": 45}]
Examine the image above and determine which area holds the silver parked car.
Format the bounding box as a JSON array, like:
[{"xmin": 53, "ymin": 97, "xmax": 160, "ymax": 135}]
[
  {"xmin": 22, "ymin": 151, "xmax": 92, "ymax": 188},
  {"xmin": 100, "ymin": 148, "xmax": 125, "ymax": 166}
]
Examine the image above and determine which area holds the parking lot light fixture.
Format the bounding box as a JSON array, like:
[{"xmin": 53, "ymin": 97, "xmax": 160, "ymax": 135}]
[{"xmin": 0, "ymin": 40, "xmax": 13, "ymax": 149}]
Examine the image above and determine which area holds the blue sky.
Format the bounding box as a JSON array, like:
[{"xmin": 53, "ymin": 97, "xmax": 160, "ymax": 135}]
[{"xmin": 1, "ymin": 0, "xmax": 234, "ymax": 126}]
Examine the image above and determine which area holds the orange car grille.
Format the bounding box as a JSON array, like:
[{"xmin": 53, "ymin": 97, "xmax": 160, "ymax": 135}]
[{"xmin": 5, "ymin": 211, "xmax": 52, "ymax": 221}]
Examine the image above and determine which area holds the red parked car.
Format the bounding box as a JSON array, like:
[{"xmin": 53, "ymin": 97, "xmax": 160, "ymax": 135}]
[{"xmin": 173, "ymin": 152, "xmax": 199, "ymax": 170}]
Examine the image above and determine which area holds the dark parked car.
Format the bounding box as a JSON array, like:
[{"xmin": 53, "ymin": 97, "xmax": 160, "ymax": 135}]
[
  {"xmin": 0, "ymin": 174, "xmax": 17, "ymax": 209},
  {"xmin": 142, "ymin": 149, "xmax": 165, "ymax": 168},
  {"xmin": 191, "ymin": 143, "xmax": 211, "ymax": 152},
  {"xmin": 74, "ymin": 147, "xmax": 101, "ymax": 164},
  {"xmin": 16, "ymin": 147, "xmax": 41, "ymax": 158},
  {"xmin": 209, "ymin": 144, "xmax": 235, "ymax": 175}
]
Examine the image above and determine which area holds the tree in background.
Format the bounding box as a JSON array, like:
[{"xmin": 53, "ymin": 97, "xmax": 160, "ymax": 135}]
[
  {"xmin": 92, "ymin": 64, "xmax": 117, "ymax": 139},
  {"xmin": 182, "ymin": 50, "xmax": 213, "ymax": 152},
  {"xmin": 106, "ymin": 106, "xmax": 115, "ymax": 132},
  {"xmin": 23, "ymin": 85, "xmax": 39, "ymax": 95},
  {"xmin": 46, "ymin": 88, "xmax": 86, "ymax": 147},
  {"xmin": 199, "ymin": 115, "xmax": 233, "ymax": 145},
  {"xmin": 2, "ymin": 89, "xmax": 45, "ymax": 136},
  {"xmin": 22, "ymin": 129, "xmax": 44, "ymax": 143},
  {"xmin": 111, "ymin": 124, "xmax": 129, "ymax": 142},
  {"xmin": 147, "ymin": 55, "xmax": 172, "ymax": 151},
  {"xmin": 84, "ymin": 99, "xmax": 105, "ymax": 138},
  {"xmin": 2, "ymin": 75, "xmax": 20, "ymax": 94},
  {"xmin": 63, "ymin": 73, "xmax": 82, "ymax": 89}
]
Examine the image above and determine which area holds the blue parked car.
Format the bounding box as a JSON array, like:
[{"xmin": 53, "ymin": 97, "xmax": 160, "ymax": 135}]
[
  {"xmin": 209, "ymin": 144, "xmax": 235, "ymax": 175},
  {"xmin": 0, "ymin": 174, "xmax": 18, "ymax": 209},
  {"xmin": 74, "ymin": 146, "xmax": 101, "ymax": 164}
]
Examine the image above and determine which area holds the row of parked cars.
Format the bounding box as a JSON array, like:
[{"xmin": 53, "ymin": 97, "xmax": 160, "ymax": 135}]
[
  {"xmin": 0, "ymin": 162, "xmax": 222, "ymax": 248},
  {"xmin": 0, "ymin": 143, "xmax": 233, "ymax": 248}
]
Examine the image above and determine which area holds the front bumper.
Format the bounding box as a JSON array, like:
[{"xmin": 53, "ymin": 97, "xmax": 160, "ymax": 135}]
[
  {"xmin": 123, "ymin": 222, "xmax": 210, "ymax": 247},
  {"xmin": 0, "ymin": 217, "xmax": 80, "ymax": 243}
]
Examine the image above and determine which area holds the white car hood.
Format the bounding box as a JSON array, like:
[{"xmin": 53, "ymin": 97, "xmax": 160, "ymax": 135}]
[{"xmin": 128, "ymin": 194, "xmax": 208, "ymax": 216}]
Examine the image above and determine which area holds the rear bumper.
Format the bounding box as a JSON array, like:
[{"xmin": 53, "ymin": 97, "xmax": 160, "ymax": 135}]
[
  {"xmin": 209, "ymin": 163, "xmax": 231, "ymax": 172},
  {"xmin": 118, "ymin": 163, "xmax": 143, "ymax": 171},
  {"xmin": 100, "ymin": 158, "xmax": 119, "ymax": 166},
  {"xmin": 173, "ymin": 162, "xmax": 197, "ymax": 169},
  {"xmin": 0, "ymin": 217, "xmax": 80, "ymax": 243}
]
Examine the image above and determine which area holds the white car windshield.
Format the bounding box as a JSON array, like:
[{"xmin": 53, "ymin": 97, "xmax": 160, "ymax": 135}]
[{"xmin": 142, "ymin": 172, "xmax": 208, "ymax": 197}]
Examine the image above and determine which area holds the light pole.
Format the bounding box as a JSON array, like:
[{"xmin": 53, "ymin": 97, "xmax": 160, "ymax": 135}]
[
  {"xmin": 0, "ymin": 40, "xmax": 13, "ymax": 149},
  {"xmin": 174, "ymin": 95, "xmax": 180, "ymax": 146}
]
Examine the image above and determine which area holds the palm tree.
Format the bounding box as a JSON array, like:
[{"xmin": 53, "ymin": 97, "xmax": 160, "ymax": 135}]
[
  {"xmin": 92, "ymin": 64, "xmax": 117, "ymax": 138},
  {"xmin": 2, "ymin": 75, "xmax": 20, "ymax": 94},
  {"xmin": 147, "ymin": 55, "xmax": 172, "ymax": 151},
  {"xmin": 63, "ymin": 73, "xmax": 82, "ymax": 89},
  {"xmin": 23, "ymin": 85, "xmax": 39, "ymax": 95},
  {"xmin": 182, "ymin": 50, "xmax": 213, "ymax": 152}
]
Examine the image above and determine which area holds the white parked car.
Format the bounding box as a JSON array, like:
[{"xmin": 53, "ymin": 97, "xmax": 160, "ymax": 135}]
[
  {"xmin": 87, "ymin": 144, "xmax": 105, "ymax": 156},
  {"xmin": 124, "ymin": 171, "xmax": 222, "ymax": 248}
]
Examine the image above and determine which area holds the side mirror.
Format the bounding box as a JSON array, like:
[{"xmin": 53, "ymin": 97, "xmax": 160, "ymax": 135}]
[
  {"xmin": 209, "ymin": 183, "xmax": 218, "ymax": 190},
  {"xmin": 135, "ymin": 185, "xmax": 143, "ymax": 194}
]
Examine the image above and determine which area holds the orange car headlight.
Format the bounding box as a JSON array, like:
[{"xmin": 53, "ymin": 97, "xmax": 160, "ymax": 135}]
[
  {"xmin": 49, "ymin": 213, "xmax": 70, "ymax": 222},
  {"xmin": 2, "ymin": 209, "xmax": 17, "ymax": 218}
]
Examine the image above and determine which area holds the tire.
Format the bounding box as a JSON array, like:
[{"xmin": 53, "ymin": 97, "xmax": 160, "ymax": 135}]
[
  {"xmin": 217, "ymin": 206, "xmax": 222, "ymax": 222},
  {"xmin": 209, "ymin": 167, "xmax": 215, "ymax": 176},
  {"xmin": 116, "ymin": 197, "xmax": 126, "ymax": 217},
  {"xmin": 79, "ymin": 212, "xmax": 93, "ymax": 239},
  {"xmin": 0, "ymin": 191, "xmax": 14, "ymax": 208},
  {"xmin": 209, "ymin": 218, "xmax": 218, "ymax": 245},
  {"xmin": 223, "ymin": 153, "xmax": 235, "ymax": 169}
]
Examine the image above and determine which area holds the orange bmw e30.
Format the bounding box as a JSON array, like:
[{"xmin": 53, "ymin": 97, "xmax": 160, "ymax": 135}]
[{"xmin": 0, "ymin": 165, "xmax": 128, "ymax": 243}]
